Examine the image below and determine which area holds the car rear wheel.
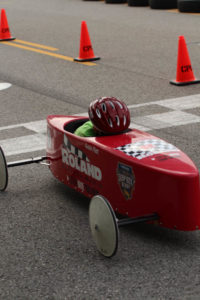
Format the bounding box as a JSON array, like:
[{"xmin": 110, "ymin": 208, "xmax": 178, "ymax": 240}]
[
  {"xmin": 178, "ymin": 0, "xmax": 200, "ymax": 12},
  {"xmin": 149, "ymin": 0, "xmax": 177, "ymax": 9}
]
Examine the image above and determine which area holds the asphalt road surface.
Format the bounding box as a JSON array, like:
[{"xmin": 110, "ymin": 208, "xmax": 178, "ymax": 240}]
[{"xmin": 0, "ymin": 0, "xmax": 200, "ymax": 299}]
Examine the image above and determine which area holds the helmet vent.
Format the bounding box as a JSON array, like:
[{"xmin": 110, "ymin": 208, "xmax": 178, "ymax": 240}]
[
  {"xmin": 108, "ymin": 118, "xmax": 113, "ymax": 127},
  {"xmin": 115, "ymin": 115, "xmax": 120, "ymax": 126},
  {"xmin": 101, "ymin": 103, "xmax": 107, "ymax": 112},
  {"xmin": 123, "ymin": 115, "xmax": 126, "ymax": 126},
  {"xmin": 96, "ymin": 108, "xmax": 101, "ymax": 118},
  {"xmin": 116, "ymin": 101, "xmax": 123, "ymax": 109},
  {"xmin": 109, "ymin": 101, "xmax": 115, "ymax": 110}
]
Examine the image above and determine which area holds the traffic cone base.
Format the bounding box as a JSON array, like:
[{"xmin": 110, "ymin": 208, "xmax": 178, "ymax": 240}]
[
  {"xmin": 170, "ymin": 78, "xmax": 200, "ymax": 86},
  {"xmin": 74, "ymin": 56, "xmax": 100, "ymax": 62},
  {"xmin": 0, "ymin": 37, "xmax": 15, "ymax": 42},
  {"xmin": 170, "ymin": 36, "xmax": 200, "ymax": 86}
]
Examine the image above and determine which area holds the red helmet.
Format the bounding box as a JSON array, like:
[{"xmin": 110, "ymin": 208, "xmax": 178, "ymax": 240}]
[{"xmin": 88, "ymin": 97, "xmax": 130, "ymax": 134}]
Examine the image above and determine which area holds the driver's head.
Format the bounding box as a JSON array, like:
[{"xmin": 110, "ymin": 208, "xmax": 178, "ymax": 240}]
[{"xmin": 88, "ymin": 97, "xmax": 130, "ymax": 134}]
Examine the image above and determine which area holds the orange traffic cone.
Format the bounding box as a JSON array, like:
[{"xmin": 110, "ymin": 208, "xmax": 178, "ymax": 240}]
[
  {"xmin": 170, "ymin": 36, "xmax": 200, "ymax": 86},
  {"xmin": 0, "ymin": 9, "xmax": 15, "ymax": 41},
  {"xmin": 74, "ymin": 21, "xmax": 100, "ymax": 62}
]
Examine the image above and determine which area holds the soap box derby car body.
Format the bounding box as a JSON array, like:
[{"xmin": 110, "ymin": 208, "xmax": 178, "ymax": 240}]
[{"xmin": 1, "ymin": 115, "xmax": 200, "ymax": 257}]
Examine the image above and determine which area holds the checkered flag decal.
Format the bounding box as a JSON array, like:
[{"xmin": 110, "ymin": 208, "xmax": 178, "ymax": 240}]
[
  {"xmin": 116, "ymin": 139, "xmax": 179, "ymax": 160},
  {"xmin": 63, "ymin": 134, "xmax": 89, "ymax": 161}
]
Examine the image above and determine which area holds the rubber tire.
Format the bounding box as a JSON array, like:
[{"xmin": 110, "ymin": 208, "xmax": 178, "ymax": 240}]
[
  {"xmin": 178, "ymin": 0, "xmax": 200, "ymax": 12},
  {"xmin": 105, "ymin": 0, "xmax": 127, "ymax": 3},
  {"xmin": 0, "ymin": 146, "xmax": 8, "ymax": 191},
  {"xmin": 149, "ymin": 0, "xmax": 177, "ymax": 9},
  {"xmin": 128, "ymin": 0, "xmax": 149, "ymax": 6}
]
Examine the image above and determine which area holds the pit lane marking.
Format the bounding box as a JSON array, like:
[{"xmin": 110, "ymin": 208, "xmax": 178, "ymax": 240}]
[
  {"xmin": 1, "ymin": 94, "xmax": 200, "ymax": 156},
  {"xmin": 1, "ymin": 41, "xmax": 97, "ymax": 66}
]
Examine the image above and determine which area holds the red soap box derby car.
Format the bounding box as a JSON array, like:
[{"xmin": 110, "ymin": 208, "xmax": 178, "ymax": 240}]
[{"xmin": 1, "ymin": 115, "xmax": 200, "ymax": 257}]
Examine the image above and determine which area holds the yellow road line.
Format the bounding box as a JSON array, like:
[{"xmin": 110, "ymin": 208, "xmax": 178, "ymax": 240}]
[
  {"xmin": 1, "ymin": 42, "xmax": 97, "ymax": 66},
  {"xmin": 13, "ymin": 39, "xmax": 59, "ymax": 51}
]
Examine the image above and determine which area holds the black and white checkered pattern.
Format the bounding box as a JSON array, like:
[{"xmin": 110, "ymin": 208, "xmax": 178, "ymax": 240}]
[{"xmin": 116, "ymin": 139, "xmax": 179, "ymax": 160}]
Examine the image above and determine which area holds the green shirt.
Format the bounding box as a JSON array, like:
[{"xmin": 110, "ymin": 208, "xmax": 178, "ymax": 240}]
[{"xmin": 74, "ymin": 121, "xmax": 97, "ymax": 137}]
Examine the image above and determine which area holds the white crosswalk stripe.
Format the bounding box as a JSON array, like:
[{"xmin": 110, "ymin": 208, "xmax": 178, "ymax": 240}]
[
  {"xmin": 0, "ymin": 134, "xmax": 46, "ymax": 156},
  {"xmin": 1, "ymin": 94, "xmax": 200, "ymax": 156}
]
